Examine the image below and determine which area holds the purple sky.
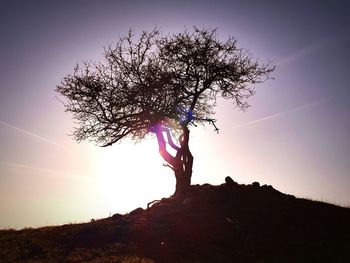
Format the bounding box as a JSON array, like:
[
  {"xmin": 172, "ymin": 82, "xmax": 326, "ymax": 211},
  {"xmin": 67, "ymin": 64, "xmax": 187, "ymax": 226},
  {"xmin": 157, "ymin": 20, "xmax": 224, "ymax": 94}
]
[{"xmin": 1, "ymin": 0, "xmax": 350, "ymax": 228}]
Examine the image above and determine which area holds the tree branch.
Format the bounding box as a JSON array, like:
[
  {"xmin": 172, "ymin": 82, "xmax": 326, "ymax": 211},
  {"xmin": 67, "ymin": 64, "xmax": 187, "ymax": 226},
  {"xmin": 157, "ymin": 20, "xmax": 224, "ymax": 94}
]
[
  {"xmin": 162, "ymin": 127, "xmax": 180, "ymax": 151},
  {"xmin": 154, "ymin": 124, "xmax": 178, "ymax": 166}
]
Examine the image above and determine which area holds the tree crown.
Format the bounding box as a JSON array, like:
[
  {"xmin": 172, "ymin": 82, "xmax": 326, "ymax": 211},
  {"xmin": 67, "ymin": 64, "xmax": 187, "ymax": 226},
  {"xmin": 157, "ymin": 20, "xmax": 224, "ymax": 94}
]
[{"xmin": 56, "ymin": 27, "xmax": 274, "ymax": 146}]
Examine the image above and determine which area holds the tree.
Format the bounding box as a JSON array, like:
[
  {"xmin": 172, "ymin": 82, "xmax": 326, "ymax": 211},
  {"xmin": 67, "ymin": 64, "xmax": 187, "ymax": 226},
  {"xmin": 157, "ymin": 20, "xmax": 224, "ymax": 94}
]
[{"xmin": 56, "ymin": 27, "xmax": 274, "ymax": 197}]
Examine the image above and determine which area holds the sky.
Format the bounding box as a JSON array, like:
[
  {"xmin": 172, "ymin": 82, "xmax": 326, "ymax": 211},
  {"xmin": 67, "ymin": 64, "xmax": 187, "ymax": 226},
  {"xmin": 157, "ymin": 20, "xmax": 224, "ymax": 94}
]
[{"xmin": 0, "ymin": 0, "xmax": 349, "ymax": 229}]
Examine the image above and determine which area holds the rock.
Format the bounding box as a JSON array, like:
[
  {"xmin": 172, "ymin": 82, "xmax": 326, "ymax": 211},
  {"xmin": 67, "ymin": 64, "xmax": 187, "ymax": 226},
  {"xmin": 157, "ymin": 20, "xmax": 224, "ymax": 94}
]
[
  {"xmin": 287, "ymin": 194, "xmax": 296, "ymax": 199},
  {"xmin": 129, "ymin": 207, "xmax": 144, "ymax": 216},
  {"xmin": 225, "ymin": 176, "xmax": 237, "ymax": 187},
  {"xmin": 262, "ymin": 184, "xmax": 273, "ymax": 190},
  {"xmin": 111, "ymin": 213, "xmax": 123, "ymax": 220},
  {"xmin": 252, "ymin": 182, "xmax": 260, "ymax": 187},
  {"xmin": 267, "ymin": 185, "xmax": 274, "ymax": 190}
]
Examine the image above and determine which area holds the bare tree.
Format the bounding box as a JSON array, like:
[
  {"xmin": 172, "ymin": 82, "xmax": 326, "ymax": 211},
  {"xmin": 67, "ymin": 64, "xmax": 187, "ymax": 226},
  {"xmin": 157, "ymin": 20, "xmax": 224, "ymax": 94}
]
[{"xmin": 56, "ymin": 27, "xmax": 274, "ymax": 196}]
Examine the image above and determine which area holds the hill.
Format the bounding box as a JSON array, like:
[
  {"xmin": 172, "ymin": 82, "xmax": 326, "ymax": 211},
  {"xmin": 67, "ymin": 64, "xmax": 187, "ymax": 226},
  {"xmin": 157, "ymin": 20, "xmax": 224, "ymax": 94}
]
[{"xmin": 1, "ymin": 177, "xmax": 350, "ymax": 262}]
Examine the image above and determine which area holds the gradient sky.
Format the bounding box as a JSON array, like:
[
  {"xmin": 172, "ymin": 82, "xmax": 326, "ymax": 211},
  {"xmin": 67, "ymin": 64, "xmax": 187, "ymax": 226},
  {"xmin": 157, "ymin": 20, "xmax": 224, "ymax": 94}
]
[{"xmin": 1, "ymin": 0, "xmax": 349, "ymax": 229}]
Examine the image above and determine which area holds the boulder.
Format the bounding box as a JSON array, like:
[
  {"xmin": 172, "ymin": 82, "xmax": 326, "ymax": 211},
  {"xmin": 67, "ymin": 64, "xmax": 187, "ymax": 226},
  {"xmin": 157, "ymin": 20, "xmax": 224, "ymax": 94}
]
[
  {"xmin": 252, "ymin": 182, "xmax": 260, "ymax": 187},
  {"xmin": 129, "ymin": 207, "xmax": 144, "ymax": 216},
  {"xmin": 225, "ymin": 176, "xmax": 238, "ymax": 187}
]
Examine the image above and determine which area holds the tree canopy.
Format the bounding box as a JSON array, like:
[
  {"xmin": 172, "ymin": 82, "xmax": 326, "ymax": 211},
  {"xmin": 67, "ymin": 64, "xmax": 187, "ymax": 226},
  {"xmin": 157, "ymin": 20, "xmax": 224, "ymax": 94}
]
[{"xmin": 56, "ymin": 27, "xmax": 274, "ymax": 147}]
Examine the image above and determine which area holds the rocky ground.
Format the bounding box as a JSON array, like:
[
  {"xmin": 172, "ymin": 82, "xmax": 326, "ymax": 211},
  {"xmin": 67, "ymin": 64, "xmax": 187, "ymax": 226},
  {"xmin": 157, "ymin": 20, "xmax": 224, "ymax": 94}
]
[{"xmin": 1, "ymin": 177, "xmax": 350, "ymax": 262}]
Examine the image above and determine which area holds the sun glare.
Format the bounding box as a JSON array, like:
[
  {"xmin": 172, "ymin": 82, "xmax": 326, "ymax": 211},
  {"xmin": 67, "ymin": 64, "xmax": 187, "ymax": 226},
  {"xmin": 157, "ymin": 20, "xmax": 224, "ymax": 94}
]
[{"xmin": 90, "ymin": 139, "xmax": 175, "ymax": 215}]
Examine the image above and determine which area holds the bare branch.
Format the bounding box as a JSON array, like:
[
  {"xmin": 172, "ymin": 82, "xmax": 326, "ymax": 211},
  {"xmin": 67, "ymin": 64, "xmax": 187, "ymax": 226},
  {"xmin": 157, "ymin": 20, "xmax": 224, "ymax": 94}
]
[
  {"xmin": 56, "ymin": 27, "xmax": 274, "ymax": 146},
  {"xmin": 162, "ymin": 127, "xmax": 180, "ymax": 151}
]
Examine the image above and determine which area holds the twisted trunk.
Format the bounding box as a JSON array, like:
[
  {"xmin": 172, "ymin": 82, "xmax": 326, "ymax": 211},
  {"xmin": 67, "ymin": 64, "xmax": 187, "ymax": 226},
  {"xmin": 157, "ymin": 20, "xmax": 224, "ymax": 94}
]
[{"xmin": 155, "ymin": 124, "xmax": 193, "ymax": 197}]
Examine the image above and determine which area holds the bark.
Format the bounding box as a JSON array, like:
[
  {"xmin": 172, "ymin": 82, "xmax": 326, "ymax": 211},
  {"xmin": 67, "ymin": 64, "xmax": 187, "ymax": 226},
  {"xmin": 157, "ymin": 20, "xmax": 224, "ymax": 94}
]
[{"xmin": 155, "ymin": 124, "xmax": 193, "ymax": 197}]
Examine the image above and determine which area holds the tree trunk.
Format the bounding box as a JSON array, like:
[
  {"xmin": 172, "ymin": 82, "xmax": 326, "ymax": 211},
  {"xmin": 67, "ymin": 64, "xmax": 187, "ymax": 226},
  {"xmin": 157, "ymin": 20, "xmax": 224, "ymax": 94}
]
[
  {"xmin": 174, "ymin": 168, "xmax": 192, "ymax": 196},
  {"xmin": 155, "ymin": 124, "xmax": 193, "ymax": 197}
]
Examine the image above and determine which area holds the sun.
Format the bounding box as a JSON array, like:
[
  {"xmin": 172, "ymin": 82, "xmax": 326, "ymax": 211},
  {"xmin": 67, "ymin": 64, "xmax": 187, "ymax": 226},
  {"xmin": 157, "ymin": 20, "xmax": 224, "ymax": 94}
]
[{"xmin": 90, "ymin": 139, "xmax": 175, "ymax": 215}]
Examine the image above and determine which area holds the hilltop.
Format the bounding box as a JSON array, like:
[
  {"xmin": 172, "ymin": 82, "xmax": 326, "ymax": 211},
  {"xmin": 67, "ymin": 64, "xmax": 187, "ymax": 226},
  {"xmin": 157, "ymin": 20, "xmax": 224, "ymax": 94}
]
[{"xmin": 1, "ymin": 177, "xmax": 350, "ymax": 262}]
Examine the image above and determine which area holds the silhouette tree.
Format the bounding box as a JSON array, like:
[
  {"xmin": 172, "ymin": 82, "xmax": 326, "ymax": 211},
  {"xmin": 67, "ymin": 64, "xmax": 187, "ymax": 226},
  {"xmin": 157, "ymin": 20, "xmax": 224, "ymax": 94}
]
[{"xmin": 56, "ymin": 27, "xmax": 274, "ymax": 196}]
